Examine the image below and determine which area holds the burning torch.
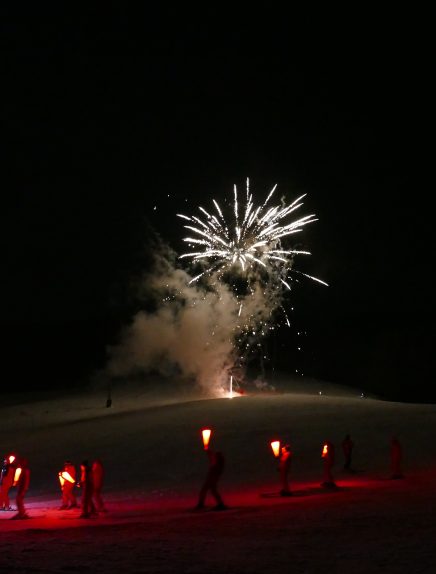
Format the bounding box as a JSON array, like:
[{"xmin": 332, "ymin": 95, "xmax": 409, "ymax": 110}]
[
  {"xmin": 270, "ymin": 440, "xmax": 281, "ymax": 458},
  {"xmin": 58, "ymin": 470, "xmax": 76, "ymax": 488},
  {"xmin": 201, "ymin": 428, "xmax": 212, "ymax": 450}
]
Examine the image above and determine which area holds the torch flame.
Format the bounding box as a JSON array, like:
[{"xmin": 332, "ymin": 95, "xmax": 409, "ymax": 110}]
[
  {"xmin": 271, "ymin": 440, "xmax": 281, "ymax": 458},
  {"xmin": 13, "ymin": 467, "xmax": 22, "ymax": 486},
  {"xmin": 59, "ymin": 471, "xmax": 75, "ymax": 487},
  {"xmin": 322, "ymin": 444, "xmax": 328, "ymax": 458},
  {"xmin": 8, "ymin": 455, "xmax": 15, "ymax": 464},
  {"xmin": 202, "ymin": 428, "xmax": 212, "ymax": 450}
]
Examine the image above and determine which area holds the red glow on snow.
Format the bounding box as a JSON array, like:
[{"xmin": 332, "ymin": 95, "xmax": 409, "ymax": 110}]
[
  {"xmin": 202, "ymin": 428, "xmax": 212, "ymax": 450},
  {"xmin": 271, "ymin": 440, "xmax": 281, "ymax": 458}
]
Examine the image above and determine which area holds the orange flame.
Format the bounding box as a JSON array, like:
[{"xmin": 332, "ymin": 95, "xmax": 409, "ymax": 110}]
[
  {"xmin": 202, "ymin": 428, "xmax": 212, "ymax": 450},
  {"xmin": 8, "ymin": 455, "xmax": 16, "ymax": 464},
  {"xmin": 271, "ymin": 440, "xmax": 281, "ymax": 458},
  {"xmin": 322, "ymin": 444, "xmax": 328, "ymax": 458},
  {"xmin": 13, "ymin": 467, "xmax": 22, "ymax": 486},
  {"xmin": 59, "ymin": 471, "xmax": 75, "ymax": 487}
]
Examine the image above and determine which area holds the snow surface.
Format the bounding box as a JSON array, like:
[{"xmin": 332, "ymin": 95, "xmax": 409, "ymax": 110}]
[{"xmin": 1, "ymin": 377, "xmax": 436, "ymax": 573}]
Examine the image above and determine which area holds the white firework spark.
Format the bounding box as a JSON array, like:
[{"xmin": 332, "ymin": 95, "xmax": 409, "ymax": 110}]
[{"xmin": 177, "ymin": 178, "xmax": 328, "ymax": 288}]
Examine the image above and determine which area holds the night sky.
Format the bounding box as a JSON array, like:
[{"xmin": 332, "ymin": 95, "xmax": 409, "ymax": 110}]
[{"xmin": 1, "ymin": 7, "xmax": 434, "ymax": 400}]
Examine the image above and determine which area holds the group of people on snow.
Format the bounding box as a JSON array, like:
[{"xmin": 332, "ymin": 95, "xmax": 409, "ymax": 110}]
[
  {"xmin": 276, "ymin": 434, "xmax": 404, "ymax": 497},
  {"xmin": 58, "ymin": 459, "xmax": 106, "ymax": 518},
  {"xmin": 0, "ymin": 455, "xmax": 106, "ymax": 520},
  {"xmin": 0, "ymin": 435, "xmax": 404, "ymax": 518}
]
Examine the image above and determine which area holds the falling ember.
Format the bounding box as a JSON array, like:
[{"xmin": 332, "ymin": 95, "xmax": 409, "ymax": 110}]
[
  {"xmin": 202, "ymin": 428, "xmax": 212, "ymax": 450},
  {"xmin": 271, "ymin": 440, "xmax": 281, "ymax": 458}
]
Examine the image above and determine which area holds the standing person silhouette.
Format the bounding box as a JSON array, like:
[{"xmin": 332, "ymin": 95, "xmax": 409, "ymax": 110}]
[
  {"xmin": 342, "ymin": 434, "xmax": 354, "ymax": 471},
  {"xmin": 196, "ymin": 448, "xmax": 227, "ymax": 511},
  {"xmin": 0, "ymin": 456, "xmax": 17, "ymax": 511},
  {"xmin": 58, "ymin": 460, "xmax": 78, "ymax": 510},
  {"xmin": 321, "ymin": 441, "xmax": 336, "ymax": 488},
  {"xmin": 11, "ymin": 458, "xmax": 30, "ymax": 520},
  {"xmin": 91, "ymin": 459, "xmax": 107, "ymax": 512},
  {"xmin": 279, "ymin": 444, "xmax": 292, "ymax": 496},
  {"xmin": 79, "ymin": 460, "xmax": 97, "ymax": 518}
]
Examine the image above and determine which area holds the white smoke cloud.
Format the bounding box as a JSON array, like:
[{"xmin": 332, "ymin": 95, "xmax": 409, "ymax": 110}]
[{"xmin": 107, "ymin": 248, "xmax": 242, "ymax": 394}]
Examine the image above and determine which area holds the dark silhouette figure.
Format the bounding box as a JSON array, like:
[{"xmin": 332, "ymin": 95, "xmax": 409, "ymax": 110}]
[
  {"xmin": 279, "ymin": 444, "xmax": 292, "ymax": 496},
  {"xmin": 91, "ymin": 459, "xmax": 106, "ymax": 512},
  {"xmin": 58, "ymin": 461, "xmax": 78, "ymax": 509},
  {"xmin": 321, "ymin": 441, "xmax": 336, "ymax": 488},
  {"xmin": 79, "ymin": 460, "xmax": 97, "ymax": 518},
  {"xmin": 196, "ymin": 449, "xmax": 227, "ymax": 510},
  {"xmin": 0, "ymin": 456, "xmax": 17, "ymax": 510},
  {"xmin": 11, "ymin": 458, "xmax": 30, "ymax": 519},
  {"xmin": 390, "ymin": 437, "xmax": 404, "ymax": 479},
  {"xmin": 342, "ymin": 434, "xmax": 354, "ymax": 471}
]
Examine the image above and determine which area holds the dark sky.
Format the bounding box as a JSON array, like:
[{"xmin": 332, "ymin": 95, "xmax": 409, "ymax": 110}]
[{"xmin": 1, "ymin": 7, "xmax": 434, "ymax": 398}]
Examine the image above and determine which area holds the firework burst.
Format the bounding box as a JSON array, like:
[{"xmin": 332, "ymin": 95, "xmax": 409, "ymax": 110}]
[
  {"xmin": 177, "ymin": 179, "xmax": 327, "ymax": 391},
  {"xmin": 177, "ymin": 178, "xmax": 328, "ymax": 290}
]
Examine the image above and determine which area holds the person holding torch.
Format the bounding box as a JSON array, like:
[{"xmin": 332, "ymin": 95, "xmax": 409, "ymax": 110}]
[
  {"xmin": 11, "ymin": 458, "xmax": 30, "ymax": 520},
  {"xmin": 58, "ymin": 461, "xmax": 78, "ymax": 510},
  {"xmin": 321, "ymin": 440, "xmax": 336, "ymax": 488},
  {"xmin": 196, "ymin": 429, "xmax": 227, "ymax": 511}
]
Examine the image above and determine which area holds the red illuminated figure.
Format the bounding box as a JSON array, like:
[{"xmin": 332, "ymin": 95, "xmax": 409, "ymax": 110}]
[
  {"xmin": 79, "ymin": 460, "xmax": 97, "ymax": 518},
  {"xmin": 91, "ymin": 459, "xmax": 107, "ymax": 512},
  {"xmin": 321, "ymin": 441, "xmax": 336, "ymax": 488},
  {"xmin": 196, "ymin": 449, "xmax": 227, "ymax": 511},
  {"xmin": 0, "ymin": 455, "xmax": 17, "ymax": 511},
  {"xmin": 11, "ymin": 458, "xmax": 30, "ymax": 520},
  {"xmin": 279, "ymin": 444, "xmax": 292, "ymax": 497},
  {"xmin": 58, "ymin": 461, "xmax": 78, "ymax": 510},
  {"xmin": 342, "ymin": 434, "xmax": 354, "ymax": 471},
  {"xmin": 390, "ymin": 436, "xmax": 404, "ymax": 479}
]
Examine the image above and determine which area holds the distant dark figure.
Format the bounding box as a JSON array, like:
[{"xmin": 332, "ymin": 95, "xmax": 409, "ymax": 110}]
[
  {"xmin": 79, "ymin": 460, "xmax": 97, "ymax": 518},
  {"xmin": 58, "ymin": 461, "xmax": 78, "ymax": 510},
  {"xmin": 0, "ymin": 456, "xmax": 16, "ymax": 511},
  {"xmin": 11, "ymin": 458, "xmax": 30, "ymax": 519},
  {"xmin": 91, "ymin": 459, "xmax": 106, "ymax": 512},
  {"xmin": 196, "ymin": 449, "xmax": 227, "ymax": 510},
  {"xmin": 321, "ymin": 441, "xmax": 336, "ymax": 488},
  {"xmin": 390, "ymin": 437, "xmax": 404, "ymax": 479},
  {"xmin": 279, "ymin": 444, "xmax": 292, "ymax": 496},
  {"xmin": 342, "ymin": 434, "xmax": 354, "ymax": 471}
]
